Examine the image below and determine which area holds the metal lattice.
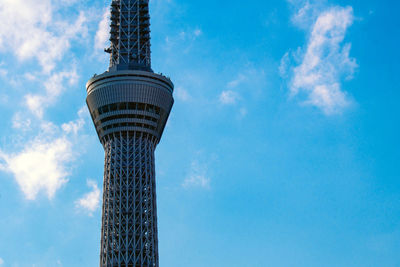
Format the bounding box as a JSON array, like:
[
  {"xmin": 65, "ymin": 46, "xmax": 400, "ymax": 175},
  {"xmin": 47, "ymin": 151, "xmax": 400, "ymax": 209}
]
[
  {"xmin": 107, "ymin": 0, "xmax": 151, "ymax": 71},
  {"xmin": 87, "ymin": 0, "xmax": 174, "ymax": 265},
  {"xmin": 86, "ymin": 70, "xmax": 174, "ymax": 267},
  {"xmin": 100, "ymin": 132, "xmax": 158, "ymax": 267}
]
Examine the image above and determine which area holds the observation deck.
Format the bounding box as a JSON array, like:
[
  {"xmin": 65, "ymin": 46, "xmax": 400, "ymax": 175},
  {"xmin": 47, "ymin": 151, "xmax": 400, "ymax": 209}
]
[{"xmin": 86, "ymin": 70, "xmax": 174, "ymax": 144}]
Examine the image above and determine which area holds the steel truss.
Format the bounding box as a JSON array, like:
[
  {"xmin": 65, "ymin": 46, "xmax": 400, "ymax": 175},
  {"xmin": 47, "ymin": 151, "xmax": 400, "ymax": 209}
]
[
  {"xmin": 87, "ymin": 0, "xmax": 174, "ymax": 265},
  {"xmin": 108, "ymin": 0, "xmax": 151, "ymax": 70},
  {"xmin": 100, "ymin": 131, "xmax": 159, "ymax": 267}
]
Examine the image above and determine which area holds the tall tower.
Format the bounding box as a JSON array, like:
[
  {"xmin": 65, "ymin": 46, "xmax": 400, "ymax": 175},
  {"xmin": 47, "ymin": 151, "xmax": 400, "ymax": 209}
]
[{"xmin": 86, "ymin": 1, "xmax": 174, "ymax": 266}]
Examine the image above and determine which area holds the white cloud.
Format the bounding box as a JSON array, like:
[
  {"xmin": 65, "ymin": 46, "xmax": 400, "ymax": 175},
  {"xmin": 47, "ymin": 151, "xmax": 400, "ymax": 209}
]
[
  {"xmin": 0, "ymin": 1, "xmax": 92, "ymax": 202},
  {"xmin": 0, "ymin": 0, "xmax": 87, "ymax": 73},
  {"xmin": 75, "ymin": 180, "xmax": 101, "ymax": 216},
  {"xmin": 227, "ymin": 74, "xmax": 247, "ymax": 88},
  {"xmin": 24, "ymin": 73, "xmax": 38, "ymax": 82},
  {"xmin": 95, "ymin": 8, "xmax": 110, "ymax": 51},
  {"xmin": 12, "ymin": 112, "xmax": 32, "ymax": 130},
  {"xmin": 282, "ymin": 5, "xmax": 357, "ymax": 114},
  {"xmin": 288, "ymin": 0, "xmax": 328, "ymax": 28},
  {"xmin": 194, "ymin": 28, "xmax": 202, "ymax": 37},
  {"xmin": 62, "ymin": 106, "xmax": 87, "ymax": 135},
  {"xmin": 0, "ymin": 108, "xmax": 86, "ymax": 200},
  {"xmin": 0, "ymin": 62, "xmax": 8, "ymax": 80},
  {"xmin": 175, "ymin": 87, "xmax": 191, "ymax": 102},
  {"xmin": 59, "ymin": 0, "xmax": 80, "ymax": 5},
  {"xmin": 226, "ymin": 68, "xmax": 266, "ymax": 92},
  {"xmin": 25, "ymin": 68, "xmax": 79, "ymax": 117},
  {"xmin": 291, "ymin": 1, "xmax": 314, "ymax": 27},
  {"xmin": 163, "ymin": 27, "xmax": 203, "ymax": 52},
  {"xmin": 178, "ymin": 29, "xmax": 203, "ymax": 41},
  {"xmin": 219, "ymin": 90, "xmax": 239, "ymax": 105},
  {"xmin": 0, "ymin": 137, "xmax": 73, "ymax": 200},
  {"xmin": 182, "ymin": 161, "xmax": 210, "ymax": 189},
  {"xmin": 279, "ymin": 52, "xmax": 290, "ymax": 78},
  {"xmin": 0, "ymin": 258, "xmax": 3, "ymax": 265}
]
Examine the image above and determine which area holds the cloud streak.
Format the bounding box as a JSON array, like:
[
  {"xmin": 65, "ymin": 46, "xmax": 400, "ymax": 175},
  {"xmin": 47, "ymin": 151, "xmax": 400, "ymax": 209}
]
[
  {"xmin": 95, "ymin": 8, "xmax": 110, "ymax": 52},
  {"xmin": 282, "ymin": 4, "xmax": 357, "ymax": 114},
  {"xmin": 0, "ymin": 108, "xmax": 87, "ymax": 200},
  {"xmin": 25, "ymin": 68, "xmax": 79, "ymax": 118},
  {"xmin": 219, "ymin": 90, "xmax": 239, "ymax": 105},
  {"xmin": 0, "ymin": 137, "xmax": 73, "ymax": 200},
  {"xmin": 0, "ymin": 0, "xmax": 87, "ymax": 73},
  {"xmin": 75, "ymin": 179, "xmax": 101, "ymax": 216},
  {"xmin": 0, "ymin": 1, "xmax": 93, "ymax": 201},
  {"xmin": 182, "ymin": 160, "xmax": 211, "ymax": 189},
  {"xmin": 175, "ymin": 87, "xmax": 192, "ymax": 102}
]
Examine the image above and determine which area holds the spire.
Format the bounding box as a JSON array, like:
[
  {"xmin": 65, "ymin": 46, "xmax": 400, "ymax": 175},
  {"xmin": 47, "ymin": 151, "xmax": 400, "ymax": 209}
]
[{"xmin": 106, "ymin": 0, "xmax": 152, "ymax": 72}]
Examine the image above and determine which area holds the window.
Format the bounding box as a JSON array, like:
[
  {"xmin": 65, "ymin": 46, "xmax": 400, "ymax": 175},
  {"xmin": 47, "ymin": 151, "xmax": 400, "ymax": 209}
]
[{"xmin": 96, "ymin": 102, "xmax": 163, "ymax": 117}]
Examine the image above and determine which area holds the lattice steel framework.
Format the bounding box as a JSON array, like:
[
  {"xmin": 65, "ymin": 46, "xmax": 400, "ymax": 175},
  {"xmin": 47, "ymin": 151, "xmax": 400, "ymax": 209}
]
[
  {"xmin": 101, "ymin": 132, "xmax": 158, "ymax": 266},
  {"xmin": 86, "ymin": 71, "xmax": 174, "ymax": 267},
  {"xmin": 86, "ymin": 0, "xmax": 174, "ymax": 266},
  {"xmin": 107, "ymin": 0, "xmax": 152, "ymax": 71}
]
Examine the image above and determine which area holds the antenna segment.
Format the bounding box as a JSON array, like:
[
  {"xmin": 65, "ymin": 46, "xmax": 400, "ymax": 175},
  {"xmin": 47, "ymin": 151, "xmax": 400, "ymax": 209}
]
[{"xmin": 106, "ymin": 0, "xmax": 152, "ymax": 71}]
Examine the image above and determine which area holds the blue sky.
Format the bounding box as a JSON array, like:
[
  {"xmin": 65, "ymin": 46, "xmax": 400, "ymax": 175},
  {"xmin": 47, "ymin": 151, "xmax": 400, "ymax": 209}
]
[{"xmin": 0, "ymin": 0, "xmax": 399, "ymax": 266}]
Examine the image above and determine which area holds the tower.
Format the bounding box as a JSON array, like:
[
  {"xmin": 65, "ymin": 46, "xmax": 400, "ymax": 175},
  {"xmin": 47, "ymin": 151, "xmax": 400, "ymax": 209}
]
[{"xmin": 86, "ymin": 1, "xmax": 174, "ymax": 266}]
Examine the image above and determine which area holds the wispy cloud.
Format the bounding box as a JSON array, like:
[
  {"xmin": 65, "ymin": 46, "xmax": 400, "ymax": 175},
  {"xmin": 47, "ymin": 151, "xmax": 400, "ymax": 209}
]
[
  {"xmin": 0, "ymin": 257, "xmax": 3, "ymax": 265},
  {"xmin": 219, "ymin": 90, "xmax": 239, "ymax": 105},
  {"xmin": 288, "ymin": 0, "xmax": 327, "ymax": 29},
  {"xmin": 0, "ymin": 109, "xmax": 87, "ymax": 200},
  {"xmin": 75, "ymin": 179, "xmax": 101, "ymax": 216},
  {"xmin": 281, "ymin": 3, "xmax": 357, "ymax": 114},
  {"xmin": 227, "ymin": 74, "xmax": 247, "ymax": 89},
  {"xmin": 193, "ymin": 28, "xmax": 203, "ymax": 37},
  {"xmin": 164, "ymin": 27, "xmax": 203, "ymax": 53},
  {"xmin": 61, "ymin": 106, "xmax": 87, "ymax": 135},
  {"xmin": 0, "ymin": 137, "xmax": 73, "ymax": 200},
  {"xmin": 25, "ymin": 67, "xmax": 79, "ymax": 118},
  {"xmin": 0, "ymin": 0, "xmax": 87, "ymax": 74},
  {"xmin": 182, "ymin": 160, "xmax": 211, "ymax": 189},
  {"xmin": 95, "ymin": 8, "xmax": 110, "ymax": 52},
  {"xmin": 12, "ymin": 112, "xmax": 32, "ymax": 130},
  {"xmin": 220, "ymin": 67, "xmax": 266, "ymax": 107},
  {"xmin": 0, "ymin": 1, "xmax": 93, "ymax": 202},
  {"xmin": 175, "ymin": 87, "xmax": 192, "ymax": 102}
]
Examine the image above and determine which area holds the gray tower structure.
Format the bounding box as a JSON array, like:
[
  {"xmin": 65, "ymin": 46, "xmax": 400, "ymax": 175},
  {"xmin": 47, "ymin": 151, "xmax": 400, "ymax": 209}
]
[{"xmin": 85, "ymin": 1, "xmax": 174, "ymax": 266}]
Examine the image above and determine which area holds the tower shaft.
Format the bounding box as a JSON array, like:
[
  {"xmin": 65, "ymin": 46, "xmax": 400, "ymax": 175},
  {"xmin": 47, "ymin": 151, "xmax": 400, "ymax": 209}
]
[
  {"xmin": 100, "ymin": 133, "xmax": 158, "ymax": 266},
  {"xmin": 87, "ymin": 0, "xmax": 174, "ymax": 265},
  {"xmin": 87, "ymin": 71, "xmax": 174, "ymax": 267}
]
